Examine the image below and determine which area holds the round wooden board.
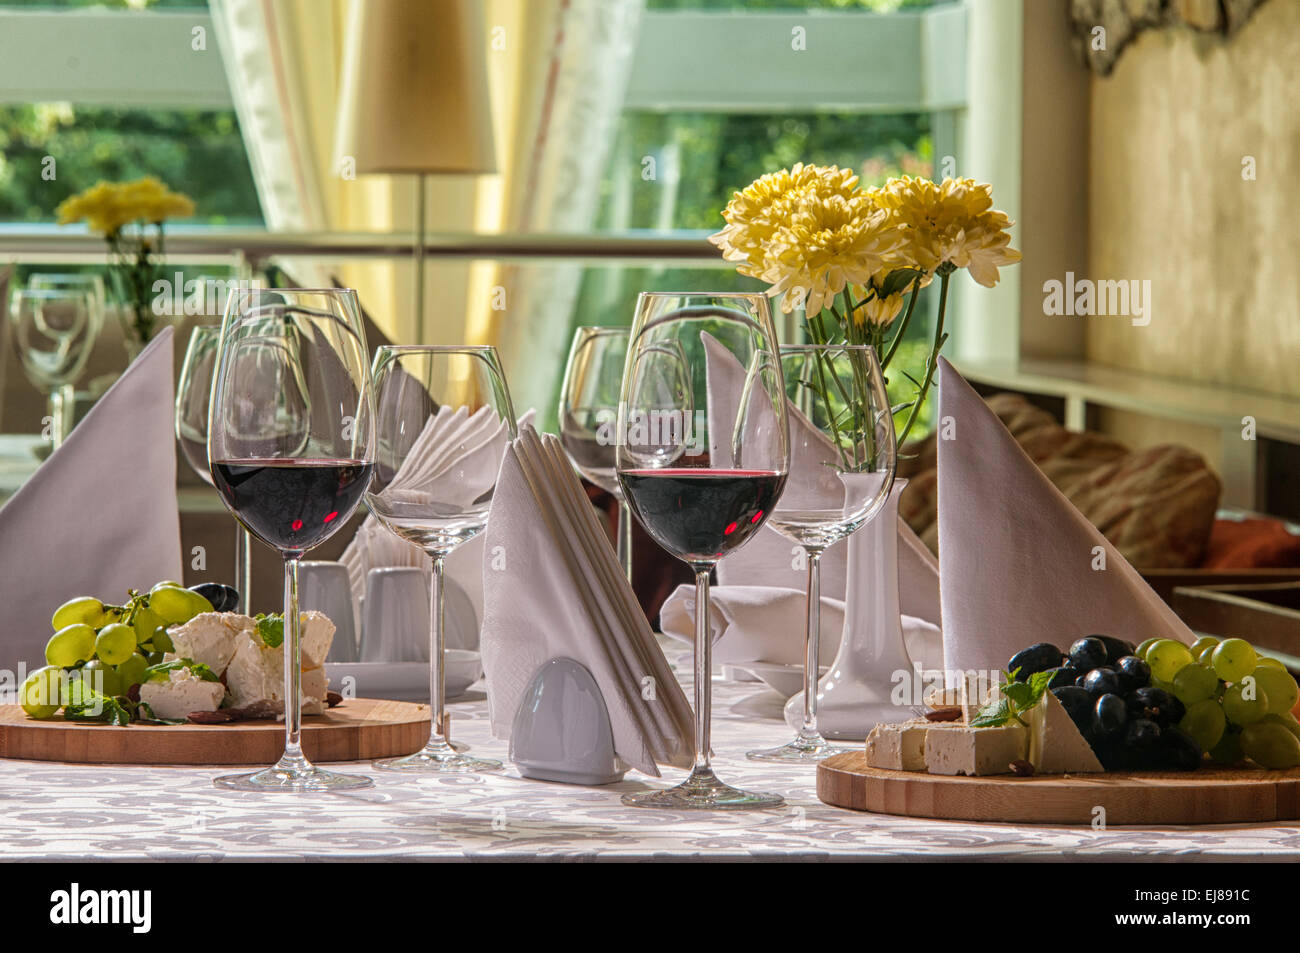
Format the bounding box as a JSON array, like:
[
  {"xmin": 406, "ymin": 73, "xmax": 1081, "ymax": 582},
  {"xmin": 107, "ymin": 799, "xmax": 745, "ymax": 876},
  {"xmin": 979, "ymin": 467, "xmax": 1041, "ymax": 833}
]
[
  {"xmin": 0, "ymin": 699, "xmax": 430, "ymax": 766},
  {"xmin": 817, "ymin": 750, "xmax": 1300, "ymax": 825}
]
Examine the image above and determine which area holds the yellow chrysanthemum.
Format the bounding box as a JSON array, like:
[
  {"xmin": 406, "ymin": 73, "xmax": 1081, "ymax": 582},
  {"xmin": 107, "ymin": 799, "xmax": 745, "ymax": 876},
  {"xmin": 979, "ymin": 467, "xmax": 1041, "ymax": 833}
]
[
  {"xmin": 709, "ymin": 163, "xmax": 830, "ymax": 279},
  {"xmin": 56, "ymin": 176, "xmax": 194, "ymax": 236},
  {"xmin": 850, "ymin": 277, "xmax": 906, "ymax": 329},
  {"xmin": 872, "ymin": 175, "xmax": 1021, "ymax": 287}
]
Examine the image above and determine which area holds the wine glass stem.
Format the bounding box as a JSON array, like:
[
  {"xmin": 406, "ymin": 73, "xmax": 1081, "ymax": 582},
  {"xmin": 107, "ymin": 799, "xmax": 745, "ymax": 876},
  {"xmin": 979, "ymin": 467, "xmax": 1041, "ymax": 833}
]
[
  {"xmin": 617, "ymin": 499, "xmax": 634, "ymax": 584},
  {"xmin": 281, "ymin": 555, "xmax": 306, "ymax": 765},
  {"xmin": 692, "ymin": 566, "xmax": 713, "ymax": 775},
  {"xmin": 425, "ymin": 553, "xmax": 452, "ymax": 753},
  {"xmin": 234, "ymin": 525, "xmax": 253, "ymax": 615},
  {"xmin": 801, "ymin": 548, "xmax": 823, "ymax": 741},
  {"xmin": 47, "ymin": 384, "xmax": 74, "ymax": 449}
]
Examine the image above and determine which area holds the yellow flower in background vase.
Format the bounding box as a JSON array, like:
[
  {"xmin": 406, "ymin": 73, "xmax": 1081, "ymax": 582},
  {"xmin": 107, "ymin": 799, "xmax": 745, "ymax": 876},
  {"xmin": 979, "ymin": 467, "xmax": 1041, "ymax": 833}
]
[{"xmin": 709, "ymin": 163, "xmax": 828, "ymax": 280}]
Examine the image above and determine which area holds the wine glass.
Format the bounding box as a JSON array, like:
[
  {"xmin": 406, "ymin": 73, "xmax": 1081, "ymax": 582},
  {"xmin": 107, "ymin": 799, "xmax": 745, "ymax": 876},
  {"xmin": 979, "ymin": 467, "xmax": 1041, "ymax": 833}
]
[
  {"xmin": 559, "ymin": 326, "xmax": 635, "ymax": 581},
  {"xmin": 207, "ymin": 287, "xmax": 376, "ymax": 792},
  {"xmin": 616, "ymin": 292, "xmax": 790, "ymax": 809},
  {"xmin": 27, "ymin": 271, "xmax": 107, "ymax": 319},
  {"xmin": 365, "ymin": 345, "xmax": 517, "ymax": 773},
  {"xmin": 8, "ymin": 287, "xmax": 102, "ymax": 449},
  {"xmin": 176, "ymin": 323, "xmax": 254, "ymax": 614},
  {"xmin": 747, "ymin": 344, "xmax": 896, "ymax": 763}
]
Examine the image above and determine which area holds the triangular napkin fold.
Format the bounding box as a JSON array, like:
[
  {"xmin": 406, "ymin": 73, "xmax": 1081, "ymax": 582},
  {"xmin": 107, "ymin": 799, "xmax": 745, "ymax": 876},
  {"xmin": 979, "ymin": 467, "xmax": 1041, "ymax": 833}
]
[
  {"xmin": 936, "ymin": 357, "xmax": 1195, "ymax": 673},
  {"xmin": 479, "ymin": 427, "xmax": 694, "ymax": 775}
]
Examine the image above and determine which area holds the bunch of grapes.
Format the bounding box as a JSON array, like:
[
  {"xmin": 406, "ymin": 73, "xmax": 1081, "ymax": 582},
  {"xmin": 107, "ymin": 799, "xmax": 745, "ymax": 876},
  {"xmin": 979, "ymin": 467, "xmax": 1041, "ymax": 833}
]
[
  {"xmin": 1139, "ymin": 636, "xmax": 1300, "ymax": 769},
  {"xmin": 19, "ymin": 582, "xmax": 230, "ymax": 720}
]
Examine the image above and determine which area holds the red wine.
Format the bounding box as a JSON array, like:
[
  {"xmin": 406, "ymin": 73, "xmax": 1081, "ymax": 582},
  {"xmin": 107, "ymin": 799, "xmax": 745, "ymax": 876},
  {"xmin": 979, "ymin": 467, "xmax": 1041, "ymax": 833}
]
[
  {"xmin": 619, "ymin": 468, "xmax": 786, "ymax": 563},
  {"xmin": 211, "ymin": 458, "xmax": 373, "ymax": 554}
]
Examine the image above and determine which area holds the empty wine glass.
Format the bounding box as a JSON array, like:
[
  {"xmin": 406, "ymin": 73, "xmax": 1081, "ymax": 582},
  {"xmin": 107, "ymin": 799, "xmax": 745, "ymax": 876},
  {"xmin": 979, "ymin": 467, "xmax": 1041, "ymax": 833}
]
[
  {"xmin": 176, "ymin": 324, "xmax": 254, "ymax": 614},
  {"xmin": 559, "ymin": 326, "xmax": 635, "ymax": 581},
  {"xmin": 28, "ymin": 271, "xmax": 107, "ymax": 319},
  {"xmin": 365, "ymin": 345, "xmax": 517, "ymax": 773},
  {"xmin": 617, "ymin": 292, "xmax": 790, "ymax": 809},
  {"xmin": 747, "ymin": 344, "xmax": 896, "ymax": 763},
  {"xmin": 208, "ymin": 287, "xmax": 376, "ymax": 792},
  {"xmin": 8, "ymin": 287, "xmax": 102, "ymax": 449}
]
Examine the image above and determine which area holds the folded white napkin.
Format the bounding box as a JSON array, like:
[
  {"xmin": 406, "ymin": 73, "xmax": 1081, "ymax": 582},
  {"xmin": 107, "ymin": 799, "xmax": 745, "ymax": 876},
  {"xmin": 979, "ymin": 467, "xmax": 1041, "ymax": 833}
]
[
  {"xmin": 0, "ymin": 328, "xmax": 182, "ymax": 672},
  {"xmin": 340, "ymin": 408, "xmax": 535, "ymax": 644},
  {"xmin": 936, "ymin": 357, "xmax": 1196, "ymax": 673},
  {"xmin": 479, "ymin": 427, "xmax": 694, "ymax": 776},
  {"xmin": 658, "ymin": 584, "xmax": 944, "ymax": 673}
]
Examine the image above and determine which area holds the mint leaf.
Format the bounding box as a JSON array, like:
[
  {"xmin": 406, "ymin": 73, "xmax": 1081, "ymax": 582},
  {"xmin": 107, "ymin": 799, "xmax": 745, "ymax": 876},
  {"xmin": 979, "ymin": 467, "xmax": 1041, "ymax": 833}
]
[
  {"xmin": 255, "ymin": 613, "xmax": 284, "ymax": 649},
  {"xmin": 969, "ymin": 668, "xmax": 1056, "ymax": 728},
  {"xmin": 143, "ymin": 658, "xmax": 218, "ymax": 683},
  {"xmin": 65, "ymin": 690, "xmax": 131, "ymax": 726},
  {"xmin": 970, "ymin": 696, "xmax": 1010, "ymax": 727},
  {"xmin": 135, "ymin": 701, "xmax": 186, "ymax": 725}
]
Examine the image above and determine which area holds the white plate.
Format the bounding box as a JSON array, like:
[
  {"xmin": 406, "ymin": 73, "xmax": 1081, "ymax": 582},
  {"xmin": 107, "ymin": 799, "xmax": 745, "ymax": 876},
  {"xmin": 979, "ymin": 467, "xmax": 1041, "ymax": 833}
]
[
  {"xmin": 325, "ymin": 650, "xmax": 482, "ymax": 703},
  {"xmin": 732, "ymin": 661, "xmax": 829, "ymax": 699}
]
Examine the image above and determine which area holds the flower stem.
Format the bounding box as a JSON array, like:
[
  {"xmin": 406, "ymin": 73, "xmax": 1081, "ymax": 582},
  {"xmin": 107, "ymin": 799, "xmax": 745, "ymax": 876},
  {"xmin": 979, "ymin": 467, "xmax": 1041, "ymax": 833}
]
[
  {"xmin": 896, "ymin": 271, "xmax": 951, "ymax": 449},
  {"xmin": 881, "ymin": 277, "xmax": 922, "ymax": 373}
]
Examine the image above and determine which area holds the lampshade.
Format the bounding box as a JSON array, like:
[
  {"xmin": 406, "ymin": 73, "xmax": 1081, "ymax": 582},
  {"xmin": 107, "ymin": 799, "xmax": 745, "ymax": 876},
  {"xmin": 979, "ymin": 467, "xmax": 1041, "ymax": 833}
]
[{"xmin": 334, "ymin": 0, "xmax": 496, "ymax": 175}]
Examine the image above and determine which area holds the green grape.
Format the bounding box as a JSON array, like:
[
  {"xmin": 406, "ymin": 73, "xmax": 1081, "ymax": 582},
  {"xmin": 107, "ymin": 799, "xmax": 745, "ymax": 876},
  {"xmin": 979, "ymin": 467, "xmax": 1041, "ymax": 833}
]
[
  {"xmin": 1190, "ymin": 636, "xmax": 1220, "ymax": 658},
  {"xmin": 1223, "ymin": 683, "xmax": 1269, "ymax": 725},
  {"xmin": 1210, "ymin": 728, "xmax": 1243, "ymax": 764},
  {"xmin": 94, "ymin": 623, "xmax": 137, "ymax": 665},
  {"xmin": 151, "ymin": 627, "xmax": 174, "ymax": 653},
  {"xmin": 1250, "ymin": 665, "xmax": 1300, "ymax": 714},
  {"xmin": 1212, "ymin": 638, "xmax": 1258, "ymax": 683},
  {"xmin": 1146, "ymin": 639, "xmax": 1195, "ymax": 682},
  {"xmin": 20, "ymin": 665, "xmax": 64, "ymax": 718},
  {"xmin": 115, "ymin": 654, "xmax": 149, "ymax": 691},
  {"xmin": 132, "ymin": 607, "xmax": 165, "ymax": 645},
  {"xmin": 45, "ymin": 624, "xmax": 97, "ymax": 667},
  {"xmin": 1196, "ymin": 644, "xmax": 1217, "ymax": 665},
  {"xmin": 147, "ymin": 651, "xmax": 164, "ymax": 665},
  {"xmin": 78, "ymin": 659, "xmax": 123, "ymax": 698},
  {"xmin": 1179, "ymin": 698, "xmax": 1226, "ymax": 751},
  {"xmin": 148, "ymin": 586, "xmax": 212, "ymax": 625},
  {"xmin": 1134, "ymin": 638, "xmax": 1160, "ymax": 660},
  {"xmin": 1172, "ymin": 664, "xmax": 1220, "ymax": 705},
  {"xmin": 1241, "ymin": 722, "xmax": 1300, "ymax": 769},
  {"xmin": 51, "ymin": 596, "xmax": 105, "ymax": 631},
  {"xmin": 1263, "ymin": 713, "xmax": 1300, "ymax": 742},
  {"xmin": 1257, "ymin": 656, "xmax": 1287, "ymax": 670}
]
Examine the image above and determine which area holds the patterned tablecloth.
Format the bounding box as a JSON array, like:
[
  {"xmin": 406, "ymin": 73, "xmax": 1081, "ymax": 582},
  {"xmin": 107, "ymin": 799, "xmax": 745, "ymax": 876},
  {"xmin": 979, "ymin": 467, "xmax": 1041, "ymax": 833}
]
[{"xmin": 2, "ymin": 654, "xmax": 1299, "ymax": 862}]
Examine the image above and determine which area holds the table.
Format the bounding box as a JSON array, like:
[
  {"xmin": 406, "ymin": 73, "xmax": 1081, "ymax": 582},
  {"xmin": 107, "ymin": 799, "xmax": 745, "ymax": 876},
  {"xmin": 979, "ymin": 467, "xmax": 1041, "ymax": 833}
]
[{"xmin": 2, "ymin": 660, "xmax": 1298, "ymax": 861}]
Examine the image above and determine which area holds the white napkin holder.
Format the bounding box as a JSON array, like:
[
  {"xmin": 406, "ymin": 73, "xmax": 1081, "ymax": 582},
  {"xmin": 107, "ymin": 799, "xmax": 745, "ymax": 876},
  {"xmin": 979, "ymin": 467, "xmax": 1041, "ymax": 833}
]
[{"xmin": 509, "ymin": 657, "xmax": 628, "ymax": 786}]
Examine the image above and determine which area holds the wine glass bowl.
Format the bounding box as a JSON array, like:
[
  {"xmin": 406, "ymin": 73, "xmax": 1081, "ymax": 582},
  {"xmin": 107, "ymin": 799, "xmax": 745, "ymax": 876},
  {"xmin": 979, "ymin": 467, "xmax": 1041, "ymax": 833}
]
[
  {"xmin": 747, "ymin": 344, "xmax": 897, "ymax": 764},
  {"xmin": 616, "ymin": 292, "xmax": 790, "ymax": 809},
  {"xmin": 8, "ymin": 286, "xmax": 102, "ymax": 449},
  {"xmin": 207, "ymin": 288, "xmax": 376, "ymax": 792},
  {"xmin": 365, "ymin": 345, "xmax": 517, "ymax": 773}
]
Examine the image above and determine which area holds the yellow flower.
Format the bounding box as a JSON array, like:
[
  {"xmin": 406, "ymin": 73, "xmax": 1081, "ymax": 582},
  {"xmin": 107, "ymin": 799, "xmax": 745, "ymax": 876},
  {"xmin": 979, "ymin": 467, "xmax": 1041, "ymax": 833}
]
[
  {"xmin": 711, "ymin": 163, "xmax": 903, "ymax": 315},
  {"xmin": 55, "ymin": 176, "xmax": 194, "ymax": 236},
  {"xmin": 872, "ymin": 175, "xmax": 1021, "ymax": 286},
  {"xmin": 850, "ymin": 277, "xmax": 906, "ymax": 329}
]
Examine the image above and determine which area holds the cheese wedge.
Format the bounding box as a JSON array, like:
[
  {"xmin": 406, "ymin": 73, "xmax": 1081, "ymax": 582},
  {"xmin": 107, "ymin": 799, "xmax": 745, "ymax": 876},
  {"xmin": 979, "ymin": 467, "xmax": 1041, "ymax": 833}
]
[
  {"xmin": 924, "ymin": 722, "xmax": 1028, "ymax": 776},
  {"xmin": 866, "ymin": 719, "xmax": 968, "ymax": 771},
  {"xmin": 299, "ymin": 610, "xmax": 335, "ymax": 670},
  {"xmin": 166, "ymin": 612, "xmax": 256, "ymax": 675},
  {"xmin": 1028, "ymin": 691, "xmax": 1104, "ymax": 774},
  {"xmin": 139, "ymin": 667, "xmax": 226, "ymax": 720},
  {"xmin": 924, "ymin": 675, "xmax": 1002, "ymax": 725},
  {"xmin": 226, "ymin": 629, "xmax": 331, "ymax": 714}
]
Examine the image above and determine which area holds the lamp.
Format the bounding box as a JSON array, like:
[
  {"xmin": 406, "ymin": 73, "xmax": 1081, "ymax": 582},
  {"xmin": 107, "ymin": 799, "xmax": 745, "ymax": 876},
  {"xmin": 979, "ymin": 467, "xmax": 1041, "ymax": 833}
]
[{"xmin": 334, "ymin": 0, "xmax": 496, "ymax": 343}]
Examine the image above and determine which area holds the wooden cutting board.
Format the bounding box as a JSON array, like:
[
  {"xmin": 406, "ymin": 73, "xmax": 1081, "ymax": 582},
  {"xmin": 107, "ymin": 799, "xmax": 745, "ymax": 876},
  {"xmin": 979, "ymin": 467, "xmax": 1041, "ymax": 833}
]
[
  {"xmin": 817, "ymin": 750, "xmax": 1300, "ymax": 825},
  {"xmin": 0, "ymin": 698, "xmax": 429, "ymax": 765}
]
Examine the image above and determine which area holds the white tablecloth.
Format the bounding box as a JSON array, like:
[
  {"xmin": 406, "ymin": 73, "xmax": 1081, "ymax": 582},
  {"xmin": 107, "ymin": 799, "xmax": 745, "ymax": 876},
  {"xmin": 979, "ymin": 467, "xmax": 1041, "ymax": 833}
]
[{"xmin": 1, "ymin": 652, "xmax": 1297, "ymax": 861}]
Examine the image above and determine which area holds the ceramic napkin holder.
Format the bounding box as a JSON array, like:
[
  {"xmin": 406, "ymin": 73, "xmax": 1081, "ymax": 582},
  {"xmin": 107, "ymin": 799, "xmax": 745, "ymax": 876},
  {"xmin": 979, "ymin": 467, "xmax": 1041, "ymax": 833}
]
[{"xmin": 509, "ymin": 657, "xmax": 628, "ymax": 786}]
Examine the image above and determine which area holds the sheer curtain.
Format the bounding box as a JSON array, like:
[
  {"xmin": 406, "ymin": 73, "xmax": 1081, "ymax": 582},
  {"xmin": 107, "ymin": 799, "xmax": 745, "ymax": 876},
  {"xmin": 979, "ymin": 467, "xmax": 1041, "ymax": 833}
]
[{"xmin": 211, "ymin": 0, "xmax": 642, "ymax": 408}]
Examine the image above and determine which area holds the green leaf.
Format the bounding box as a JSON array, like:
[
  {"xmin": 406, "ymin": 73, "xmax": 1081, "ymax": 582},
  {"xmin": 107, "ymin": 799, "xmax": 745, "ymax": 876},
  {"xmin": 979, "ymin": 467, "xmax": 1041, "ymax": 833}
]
[
  {"xmin": 970, "ymin": 696, "xmax": 1011, "ymax": 727},
  {"xmin": 135, "ymin": 701, "xmax": 186, "ymax": 726},
  {"xmin": 255, "ymin": 613, "xmax": 284, "ymax": 649},
  {"xmin": 64, "ymin": 689, "xmax": 131, "ymax": 726},
  {"xmin": 143, "ymin": 658, "xmax": 219, "ymax": 683},
  {"xmin": 877, "ymin": 267, "xmax": 926, "ymax": 299}
]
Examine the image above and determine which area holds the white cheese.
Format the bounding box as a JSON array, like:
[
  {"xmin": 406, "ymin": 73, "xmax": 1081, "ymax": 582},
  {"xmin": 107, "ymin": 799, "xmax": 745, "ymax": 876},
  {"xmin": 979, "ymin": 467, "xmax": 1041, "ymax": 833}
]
[
  {"xmin": 167, "ymin": 612, "xmax": 256, "ymax": 675},
  {"xmin": 1029, "ymin": 691, "xmax": 1103, "ymax": 774},
  {"xmin": 138, "ymin": 668, "xmax": 226, "ymax": 720},
  {"xmin": 299, "ymin": 611, "xmax": 335, "ymax": 669},
  {"xmin": 924, "ymin": 722, "xmax": 1028, "ymax": 776},
  {"xmin": 866, "ymin": 720, "xmax": 964, "ymax": 771},
  {"xmin": 226, "ymin": 630, "xmax": 330, "ymax": 714},
  {"xmin": 923, "ymin": 675, "xmax": 1002, "ymax": 724}
]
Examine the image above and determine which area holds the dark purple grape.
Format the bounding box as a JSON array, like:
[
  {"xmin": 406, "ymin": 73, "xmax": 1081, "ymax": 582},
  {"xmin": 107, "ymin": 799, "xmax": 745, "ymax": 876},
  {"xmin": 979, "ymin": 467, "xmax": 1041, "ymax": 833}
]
[
  {"xmin": 1082, "ymin": 667, "xmax": 1121, "ymax": 697},
  {"xmin": 1096, "ymin": 635, "xmax": 1136, "ymax": 665},
  {"xmin": 1008, "ymin": 643, "xmax": 1065, "ymax": 682},
  {"xmin": 1053, "ymin": 686, "xmax": 1093, "ymax": 730},
  {"xmin": 1048, "ymin": 665, "xmax": 1083, "ymax": 690},
  {"xmin": 1125, "ymin": 717, "xmax": 1161, "ymax": 751},
  {"xmin": 1161, "ymin": 727, "xmax": 1204, "ymax": 771},
  {"xmin": 1115, "ymin": 655, "xmax": 1151, "ymax": 692},
  {"xmin": 189, "ymin": 582, "xmax": 239, "ymax": 613},
  {"xmin": 1127, "ymin": 687, "xmax": 1184, "ymax": 728},
  {"xmin": 1069, "ymin": 637, "xmax": 1108, "ymax": 671},
  {"xmin": 1094, "ymin": 693, "xmax": 1128, "ymax": 735}
]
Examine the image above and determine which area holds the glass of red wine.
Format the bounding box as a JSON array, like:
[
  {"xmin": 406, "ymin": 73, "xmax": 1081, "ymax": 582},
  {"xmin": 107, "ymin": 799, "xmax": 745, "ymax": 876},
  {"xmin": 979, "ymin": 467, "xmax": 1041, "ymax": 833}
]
[
  {"xmin": 616, "ymin": 292, "xmax": 790, "ymax": 809},
  {"xmin": 747, "ymin": 344, "xmax": 896, "ymax": 763},
  {"xmin": 365, "ymin": 345, "xmax": 517, "ymax": 773},
  {"xmin": 207, "ymin": 288, "xmax": 376, "ymax": 792}
]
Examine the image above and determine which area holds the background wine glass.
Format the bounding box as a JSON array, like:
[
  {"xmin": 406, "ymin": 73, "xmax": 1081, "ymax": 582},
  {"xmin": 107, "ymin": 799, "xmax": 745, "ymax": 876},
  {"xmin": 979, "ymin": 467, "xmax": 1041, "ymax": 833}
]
[
  {"xmin": 616, "ymin": 292, "xmax": 790, "ymax": 810},
  {"xmin": 747, "ymin": 344, "xmax": 896, "ymax": 763},
  {"xmin": 207, "ymin": 287, "xmax": 376, "ymax": 792},
  {"xmin": 27, "ymin": 271, "xmax": 107, "ymax": 321},
  {"xmin": 175, "ymin": 323, "xmax": 255, "ymax": 615},
  {"xmin": 365, "ymin": 345, "xmax": 517, "ymax": 773},
  {"xmin": 8, "ymin": 287, "xmax": 101, "ymax": 449},
  {"xmin": 558, "ymin": 326, "xmax": 635, "ymax": 581}
]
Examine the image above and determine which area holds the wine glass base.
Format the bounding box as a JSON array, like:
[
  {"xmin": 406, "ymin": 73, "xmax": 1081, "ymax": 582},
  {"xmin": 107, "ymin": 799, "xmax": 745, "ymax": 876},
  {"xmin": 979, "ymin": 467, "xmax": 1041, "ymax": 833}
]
[
  {"xmin": 622, "ymin": 768, "xmax": 783, "ymax": 810},
  {"xmin": 373, "ymin": 748, "xmax": 502, "ymax": 774},
  {"xmin": 746, "ymin": 737, "xmax": 852, "ymax": 764},
  {"xmin": 214, "ymin": 761, "xmax": 373, "ymax": 793}
]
